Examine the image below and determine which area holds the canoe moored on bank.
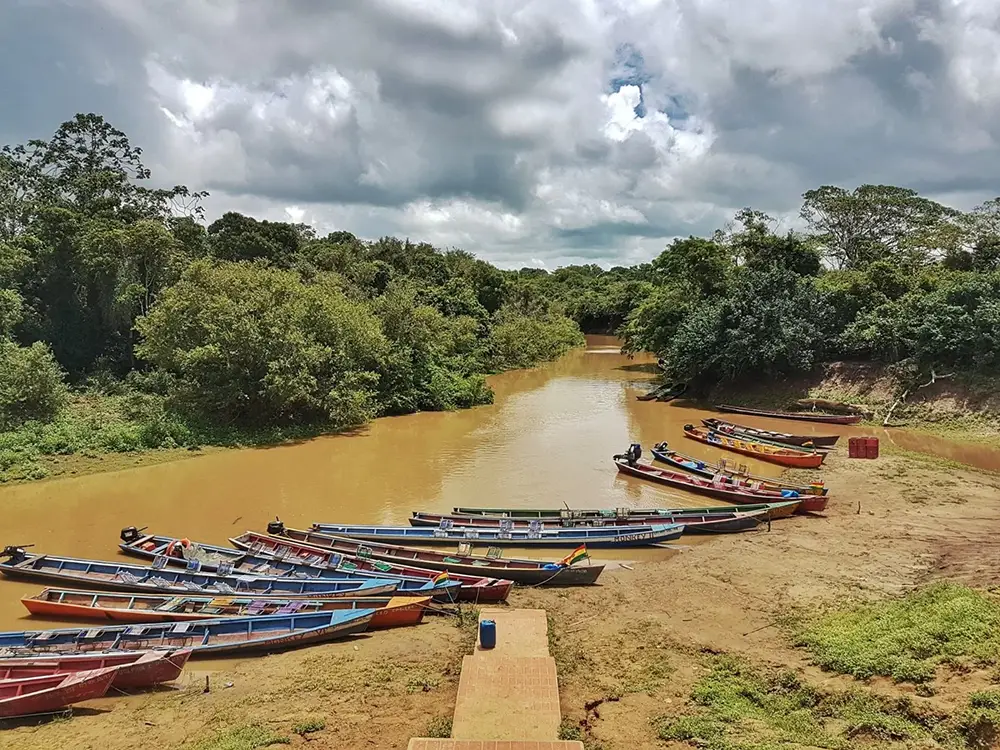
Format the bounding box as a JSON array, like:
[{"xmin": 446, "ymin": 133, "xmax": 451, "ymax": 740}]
[
  {"xmin": 701, "ymin": 418, "xmax": 839, "ymax": 448},
  {"xmin": 0, "ymin": 548, "xmax": 400, "ymax": 599},
  {"xmin": 408, "ymin": 509, "xmax": 764, "ymax": 534},
  {"xmin": 0, "ymin": 609, "xmax": 375, "ymax": 659},
  {"xmin": 683, "ymin": 425, "xmax": 826, "ymax": 469},
  {"xmin": 0, "ymin": 649, "xmax": 191, "ymax": 690},
  {"xmin": 715, "ymin": 404, "xmax": 863, "ymax": 425},
  {"xmin": 247, "ymin": 526, "xmax": 604, "ymax": 586},
  {"xmin": 0, "ymin": 666, "xmax": 118, "ymax": 719},
  {"xmin": 450, "ymin": 501, "xmax": 803, "ymax": 520},
  {"xmin": 21, "ymin": 589, "xmax": 430, "ymax": 629},
  {"xmin": 117, "ymin": 532, "xmax": 464, "ymax": 602},
  {"xmin": 308, "ymin": 522, "xmax": 684, "ymax": 547}
]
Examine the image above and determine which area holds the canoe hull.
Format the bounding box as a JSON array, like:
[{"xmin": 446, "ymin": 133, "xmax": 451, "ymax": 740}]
[
  {"xmin": 408, "ymin": 510, "xmax": 762, "ymax": 534},
  {"xmin": 649, "ymin": 446, "xmax": 828, "ymax": 496},
  {"xmin": 309, "ymin": 524, "xmax": 683, "ymax": 548},
  {"xmin": 249, "ymin": 528, "xmax": 606, "ymax": 586},
  {"xmin": 683, "ymin": 426, "xmax": 825, "ymax": 469},
  {"xmin": 451, "ymin": 503, "xmax": 802, "ymax": 519},
  {"xmin": 0, "ymin": 650, "xmax": 190, "ymax": 689},
  {"xmin": 702, "ymin": 418, "xmax": 839, "ymax": 448},
  {"xmin": 716, "ymin": 404, "xmax": 862, "ymax": 425},
  {"xmin": 0, "ymin": 667, "xmax": 117, "ymax": 718},
  {"xmin": 21, "ymin": 592, "xmax": 427, "ymax": 630}
]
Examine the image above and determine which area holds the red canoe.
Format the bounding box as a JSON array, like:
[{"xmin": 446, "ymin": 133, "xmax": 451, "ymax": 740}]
[
  {"xmin": 0, "ymin": 649, "xmax": 191, "ymax": 689},
  {"xmin": 614, "ymin": 459, "xmax": 828, "ymax": 513},
  {"xmin": 0, "ymin": 666, "xmax": 117, "ymax": 718},
  {"xmin": 226, "ymin": 531, "xmax": 513, "ymax": 603}
]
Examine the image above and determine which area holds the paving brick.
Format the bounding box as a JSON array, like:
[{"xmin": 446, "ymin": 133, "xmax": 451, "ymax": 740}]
[
  {"xmin": 407, "ymin": 742, "xmax": 584, "ymax": 749},
  {"xmin": 451, "ymin": 656, "xmax": 561, "ymax": 740},
  {"xmin": 476, "ymin": 608, "xmax": 549, "ymax": 657}
]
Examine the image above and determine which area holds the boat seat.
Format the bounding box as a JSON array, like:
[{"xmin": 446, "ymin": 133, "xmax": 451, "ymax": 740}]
[
  {"xmin": 148, "ymin": 576, "xmax": 174, "ymax": 588},
  {"xmin": 246, "ymin": 601, "xmax": 269, "ymax": 615},
  {"xmin": 248, "ymin": 542, "xmax": 264, "ymax": 555},
  {"xmin": 180, "ymin": 581, "xmax": 204, "ymax": 591},
  {"xmin": 124, "ymin": 625, "xmax": 148, "ymax": 637},
  {"xmin": 456, "ymin": 543, "xmax": 472, "ymax": 555},
  {"xmin": 486, "ymin": 547, "xmax": 503, "ymax": 559},
  {"xmin": 214, "ymin": 582, "xmax": 236, "ymax": 594},
  {"xmin": 171, "ymin": 622, "xmax": 192, "ymax": 635},
  {"xmin": 340, "ymin": 560, "xmax": 358, "ymax": 571},
  {"xmin": 443, "ymin": 556, "xmax": 463, "ymax": 563},
  {"xmin": 275, "ymin": 601, "xmax": 304, "ymax": 615},
  {"xmin": 31, "ymin": 631, "xmax": 57, "ymax": 642},
  {"xmin": 116, "ymin": 570, "xmax": 141, "ymax": 585},
  {"xmin": 185, "ymin": 559, "xmax": 202, "ymax": 572},
  {"xmin": 151, "ymin": 555, "xmax": 168, "ymax": 570},
  {"xmin": 217, "ymin": 562, "xmax": 235, "ymax": 576},
  {"xmin": 372, "ymin": 561, "xmax": 393, "ymax": 572},
  {"xmin": 155, "ymin": 597, "xmax": 185, "ymax": 611},
  {"xmin": 83, "ymin": 629, "xmax": 104, "ymax": 639}
]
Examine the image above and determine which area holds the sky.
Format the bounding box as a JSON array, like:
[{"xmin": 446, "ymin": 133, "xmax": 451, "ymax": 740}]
[{"xmin": 2, "ymin": 0, "xmax": 1000, "ymax": 269}]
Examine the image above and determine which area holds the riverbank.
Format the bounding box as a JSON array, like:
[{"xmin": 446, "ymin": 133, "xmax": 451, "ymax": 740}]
[
  {"xmin": 708, "ymin": 360, "xmax": 1000, "ymax": 442},
  {"xmin": 5, "ymin": 444, "xmax": 1000, "ymax": 749}
]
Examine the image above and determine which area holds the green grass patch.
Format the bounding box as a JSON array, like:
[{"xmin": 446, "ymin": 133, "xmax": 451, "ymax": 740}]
[
  {"xmin": 795, "ymin": 584, "xmax": 1000, "ymax": 682},
  {"xmin": 425, "ymin": 716, "xmax": 452, "ymax": 738},
  {"xmin": 190, "ymin": 725, "xmax": 290, "ymax": 750},
  {"xmin": 653, "ymin": 656, "xmax": 949, "ymax": 750},
  {"xmin": 292, "ymin": 717, "xmax": 325, "ymax": 736}
]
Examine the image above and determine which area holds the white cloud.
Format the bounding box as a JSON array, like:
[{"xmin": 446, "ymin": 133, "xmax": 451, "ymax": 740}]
[{"xmin": 2, "ymin": 0, "xmax": 999, "ymax": 268}]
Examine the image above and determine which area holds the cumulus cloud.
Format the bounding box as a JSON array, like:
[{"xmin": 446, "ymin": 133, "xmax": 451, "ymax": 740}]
[{"xmin": 1, "ymin": 0, "xmax": 999, "ymax": 267}]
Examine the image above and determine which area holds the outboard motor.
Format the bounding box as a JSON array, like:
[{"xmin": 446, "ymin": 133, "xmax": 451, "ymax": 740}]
[
  {"xmin": 626, "ymin": 443, "xmax": 642, "ymax": 465},
  {"xmin": 653, "ymin": 441, "xmax": 668, "ymax": 452},
  {"xmin": 267, "ymin": 518, "xmax": 286, "ymax": 536},
  {"xmin": 0, "ymin": 545, "xmax": 30, "ymax": 563},
  {"xmin": 120, "ymin": 526, "xmax": 143, "ymax": 544}
]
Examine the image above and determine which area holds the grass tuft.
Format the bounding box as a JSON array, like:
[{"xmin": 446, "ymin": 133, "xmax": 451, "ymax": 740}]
[
  {"xmin": 794, "ymin": 583, "xmax": 1000, "ymax": 682},
  {"xmin": 190, "ymin": 725, "xmax": 290, "ymax": 750},
  {"xmin": 292, "ymin": 718, "xmax": 325, "ymax": 736},
  {"xmin": 425, "ymin": 716, "xmax": 452, "ymax": 738}
]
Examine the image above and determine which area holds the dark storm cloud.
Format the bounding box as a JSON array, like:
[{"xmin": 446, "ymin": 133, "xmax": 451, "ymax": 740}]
[{"xmin": 2, "ymin": 0, "xmax": 999, "ymax": 266}]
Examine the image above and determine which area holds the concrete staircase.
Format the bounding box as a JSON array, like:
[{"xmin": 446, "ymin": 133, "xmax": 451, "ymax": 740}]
[{"xmin": 407, "ymin": 608, "xmax": 582, "ymax": 750}]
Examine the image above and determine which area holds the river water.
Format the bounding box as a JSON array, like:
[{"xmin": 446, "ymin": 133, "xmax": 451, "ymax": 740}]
[{"xmin": 1, "ymin": 335, "xmax": 997, "ymax": 631}]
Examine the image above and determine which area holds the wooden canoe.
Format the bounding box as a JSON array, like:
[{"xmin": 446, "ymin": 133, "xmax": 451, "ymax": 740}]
[
  {"xmin": 117, "ymin": 532, "xmax": 465, "ymax": 602},
  {"xmin": 451, "ymin": 502, "xmax": 803, "ymax": 520},
  {"xmin": 0, "ymin": 650, "xmax": 190, "ymax": 689},
  {"xmin": 22, "ymin": 589, "xmax": 429, "ymax": 630},
  {"xmin": 613, "ymin": 459, "xmax": 827, "ymax": 513},
  {"xmin": 650, "ymin": 444, "xmax": 828, "ymax": 496},
  {"xmin": 683, "ymin": 424, "xmax": 825, "ymax": 469},
  {"xmin": 248, "ymin": 525, "xmax": 604, "ymax": 586},
  {"xmin": 701, "ymin": 418, "xmax": 839, "ymax": 448},
  {"xmin": 309, "ymin": 522, "xmax": 684, "ymax": 547},
  {"xmin": 0, "ymin": 609, "xmax": 374, "ymax": 659},
  {"xmin": 0, "ymin": 549, "xmax": 399, "ymax": 599},
  {"xmin": 715, "ymin": 404, "xmax": 862, "ymax": 425},
  {"xmin": 0, "ymin": 666, "xmax": 117, "ymax": 718},
  {"xmin": 408, "ymin": 510, "xmax": 763, "ymax": 534}
]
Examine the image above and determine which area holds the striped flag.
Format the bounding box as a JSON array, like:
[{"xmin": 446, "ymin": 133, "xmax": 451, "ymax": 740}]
[
  {"xmin": 559, "ymin": 544, "xmax": 589, "ymax": 567},
  {"xmin": 433, "ymin": 570, "xmax": 450, "ymax": 584}
]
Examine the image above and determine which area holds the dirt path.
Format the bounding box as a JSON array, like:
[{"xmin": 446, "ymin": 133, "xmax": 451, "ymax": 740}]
[{"xmin": 3, "ymin": 447, "xmax": 998, "ymax": 750}]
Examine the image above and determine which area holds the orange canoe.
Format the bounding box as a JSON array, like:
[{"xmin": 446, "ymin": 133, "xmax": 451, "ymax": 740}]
[
  {"xmin": 21, "ymin": 589, "xmax": 429, "ymax": 630},
  {"xmin": 682, "ymin": 424, "xmax": 825, "ymax": 469}
]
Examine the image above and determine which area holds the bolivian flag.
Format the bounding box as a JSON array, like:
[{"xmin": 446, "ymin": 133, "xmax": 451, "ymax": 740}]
[
  {"xmin": 559, "ymin": 544, "xmax": 589, "ymax": 567},
  {"xmin": 433, "ymin": 570, "xmax": 450, "ymax": 585}
]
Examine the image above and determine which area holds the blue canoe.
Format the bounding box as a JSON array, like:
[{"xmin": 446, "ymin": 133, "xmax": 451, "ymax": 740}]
[
  {"xmin": 307, "ymin": 523, "xmax": 684, "ymax": 547},
  {"xmin": 117, "ymin": 533, "xmax": 461, "ymax": 602},
  {"xmin": 0, "ymin": 609, "xmax": 375, "ymax": 658},
  {"xmin": 0, "ymin": 549, "xmax": 399, "ymax": 599}
]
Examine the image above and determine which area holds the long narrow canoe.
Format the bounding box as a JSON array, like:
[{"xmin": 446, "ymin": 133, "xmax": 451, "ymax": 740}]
[
  {"xmin": 716, "ymin": 404, "xmax": 863, "ymax": 425},
  {"xmin": 701, "ymin": 418, "xmax": 839, "ymax": 448},
  {"xmin": 408, "ymin": 510, "xmax": 763, "ymax": 534},
  {"xmin": 683, "ymin": 425, "xmax": 825, "ymax": 469},
  {"xmin": 117, "ymin": 533, "xmax": 465, "ymax": 602},
  {"xmin": 0, "ymin": 549, "xmax": 399, "ymax": 599},
  {"xmin": 614, "ymin": 459, "xmax": 828, "ymax": 513},
  {"xmin": 0, "ymin": 650, "xmax": 191, "ymax": 689},
  {"xmin": 700, "ymin": 419, "xmax": 834, "ymax": 452},
  {"xmin": 242, "ymin": 527, "xmax": 603, "ymax": 586},
  {"xmin": 0, "ymin": 609, "xmax": 374, "ymax": 659},
  {"xmin": 22, "ymin": 589, "xmax": 429, "ymax": 630},
  {"xmin": 451, "ymin": 502, "xmax": 802, "ymax": 520},
  {"xmin": 0, "ymin": 667, "xmax": 117, "ymax": 718},
  {"xmin": 650, "ymin": 444, "xmax": 828, "ymax": 496},
  {"xmin": 308, "ymin": 522, "xmax": 684, "ymax": 547}
]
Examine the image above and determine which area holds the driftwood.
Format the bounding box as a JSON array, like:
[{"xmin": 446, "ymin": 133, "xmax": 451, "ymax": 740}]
[
  {"xmin": 882, "ymin": 369, "xmax": 955, "ymax": 426},
  {"xmin": 794, "ymin": 398, "xmax": 873, "ymax": 416}
]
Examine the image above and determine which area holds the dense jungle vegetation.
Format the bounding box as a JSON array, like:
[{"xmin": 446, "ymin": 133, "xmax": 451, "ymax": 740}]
[{"xmin": 2, "ymin": 113, "xmax": 999, "ymax": 478}]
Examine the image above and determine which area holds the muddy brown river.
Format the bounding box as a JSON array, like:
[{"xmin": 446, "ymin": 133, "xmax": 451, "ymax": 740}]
[{"xmin": 1, "ymin": 335, "xmax": 998, "ymax": 631}]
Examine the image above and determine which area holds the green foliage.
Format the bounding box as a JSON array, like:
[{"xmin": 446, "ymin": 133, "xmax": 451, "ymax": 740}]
[
  {"xmin": 136, "ymin": 261, "xmax": 387, "ymax": 428},
  {"xmin": 190, "ymin": 725, "xmax": 290, "ymax": 750},
  {"xmin": 425, "ymin": 716, "xmax": 453, "ymax": 738},
  {"xmin": 291, "ymin": 718, "xmax": 326, "ymax": 736},
  {"xmin": 795, "ymin": 583, "xmax": 1000, "ymax": 682},
  {"xmin": 653, "ymin": 236, "xmax": 732, "ymax": 296},
  {"xmin": 486, "ymin": 308, "xmax": 584, "ymax": 371},
  {"xmin": 0, "ymin": 341, "xmax": 69, "ymax": 429},
  {"xmin": 653, "ymin": 656, "xmax": 943, "ymax": 750}
]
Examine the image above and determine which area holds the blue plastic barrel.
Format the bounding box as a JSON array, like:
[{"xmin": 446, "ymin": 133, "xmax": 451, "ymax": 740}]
[{"xmin": 480, "ymin": 619, "xmax": 497, "ymax": 650}]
